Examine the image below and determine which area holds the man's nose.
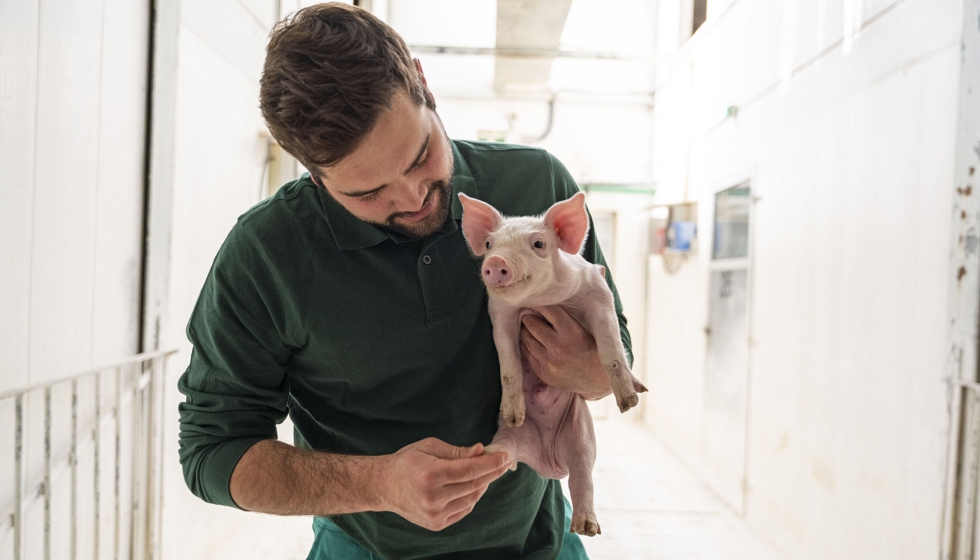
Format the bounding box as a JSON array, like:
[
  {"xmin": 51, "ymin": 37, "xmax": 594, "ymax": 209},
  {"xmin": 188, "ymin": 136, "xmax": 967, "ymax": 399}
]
[{"xmin": 393, "ymin": 180, "xmax": 427, "ymax": 213}]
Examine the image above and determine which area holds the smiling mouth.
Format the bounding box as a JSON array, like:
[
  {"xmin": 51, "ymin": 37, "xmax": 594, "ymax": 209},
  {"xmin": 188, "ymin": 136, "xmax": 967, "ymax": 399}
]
[
  {"xmin": 487, "ymin": 276, "xmax": 529, "ymax": 292},
  {"xmin": 399, "ymin": 193, "xmax": 437, "ymax": 222}
]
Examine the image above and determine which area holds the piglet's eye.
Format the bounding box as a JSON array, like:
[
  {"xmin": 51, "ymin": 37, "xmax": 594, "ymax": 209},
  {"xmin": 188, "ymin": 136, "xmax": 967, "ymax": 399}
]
[
  {"xmin": 533, "ymin": 240, "xmax": 545, "ymax": 249},
  {"xmin": 485, "ymin": 241, "xmax": 491, "ymax": 250}
]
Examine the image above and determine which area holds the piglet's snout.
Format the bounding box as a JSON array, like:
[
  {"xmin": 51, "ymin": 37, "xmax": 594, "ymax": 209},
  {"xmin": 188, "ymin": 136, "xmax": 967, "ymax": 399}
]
[{"xmin": 482, "ymin": 255, "xmax": 515, "ymax": 287}]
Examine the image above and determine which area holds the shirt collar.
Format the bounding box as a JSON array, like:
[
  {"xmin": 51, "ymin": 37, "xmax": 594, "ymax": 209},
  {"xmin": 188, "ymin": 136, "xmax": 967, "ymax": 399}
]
[
  {"xmin": 313, "ymin": 139, "xmax": 479, "ymax": 251},
  {"xmin": 448, "ymin": 140, "xmax": 478, "ymax": 221}
]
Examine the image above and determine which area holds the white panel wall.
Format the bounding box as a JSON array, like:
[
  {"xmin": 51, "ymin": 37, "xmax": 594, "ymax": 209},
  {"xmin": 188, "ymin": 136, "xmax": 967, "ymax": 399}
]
[
  {"xmin": 94, "ymin": 0, "xmax": 151, "ymax": 364},
  {"xmin": 0, "ymin": 0, "xmax": 148, "ymax": 389},
  {"xmin": 30, "ymin": 0, "xmax": 107, "ymax": 382},
  {"xmin": 0, "ymin": 0, "xmax": 40, "ymax": 393},
  {"xmin": 157, "ymin": 1, "xmax": 313, "ymax": 558},
  {"xmin": 646, "ymin": 0, "xmax": 962, "ymax": 558},
  {"xmin": 0, "ymin": 0, "xmax": 149, "ymax": 556}
]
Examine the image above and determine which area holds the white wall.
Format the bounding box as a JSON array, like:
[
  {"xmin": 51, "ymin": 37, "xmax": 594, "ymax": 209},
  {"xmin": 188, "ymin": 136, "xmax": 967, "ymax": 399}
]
[
  {"xmin": 646, "ymin": 0, "xmax": 961, "ymax": 558},
  {"xmin": 0, "ymin": 0, "xmax": 148, "ymax": 393},
  {"xmin": 155, "ymin": 1, "xmax": 313, "ymax": 559},
  {"xmin": 0, "ymin": 0, "xmax": 150, "ymax": 557}
]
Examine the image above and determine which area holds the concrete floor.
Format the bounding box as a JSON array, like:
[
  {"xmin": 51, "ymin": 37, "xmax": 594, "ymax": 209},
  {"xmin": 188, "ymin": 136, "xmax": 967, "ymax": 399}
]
[
  {"xmin": 576, "ymin": 413, "xmax": 788, "ymax": 560},
  {"xmin": 275, "ymin": 414, "xmax": 790, "ymax": 560}
]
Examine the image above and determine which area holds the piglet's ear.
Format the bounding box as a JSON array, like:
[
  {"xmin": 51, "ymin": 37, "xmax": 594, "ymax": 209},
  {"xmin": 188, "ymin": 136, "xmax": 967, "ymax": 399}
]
[
  {"xmin": 458, "ymin": 193, "xmax": 503, "ymax": 257},
  {"xmin": 544, "ymin": 192, "xmax": 590, "ymax": 254}
]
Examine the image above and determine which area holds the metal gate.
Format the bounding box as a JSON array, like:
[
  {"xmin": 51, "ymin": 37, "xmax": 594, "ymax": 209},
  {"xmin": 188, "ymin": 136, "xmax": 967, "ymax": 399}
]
[{"xmin": 1, "ymin": 350, "xmax": 175, "ymax": 560}]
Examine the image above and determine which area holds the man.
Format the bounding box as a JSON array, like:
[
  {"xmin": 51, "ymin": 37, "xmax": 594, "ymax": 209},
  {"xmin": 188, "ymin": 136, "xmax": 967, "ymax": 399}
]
[{"xmin": 177, "ymin": 3, "xmax": 633, "ymax": 559}]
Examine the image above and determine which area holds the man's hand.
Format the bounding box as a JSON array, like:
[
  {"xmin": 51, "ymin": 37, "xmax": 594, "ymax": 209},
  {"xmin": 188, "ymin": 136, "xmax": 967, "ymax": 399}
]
[
  {"xmin": 379, "ymin": 438, "xmax": 513, "ymax": 532},
  {"xmin": 229, "ymin": 437, "xmax": 511, "ymax": 526},
  {"xmin": 520, "ymin": 305, "xmax": 614, "ymax": 400}
]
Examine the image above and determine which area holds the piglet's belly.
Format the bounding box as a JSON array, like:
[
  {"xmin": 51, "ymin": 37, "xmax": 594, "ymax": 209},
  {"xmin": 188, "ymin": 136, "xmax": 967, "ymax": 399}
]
[{"xmin": 488, "ymin": 372, "xmax": 596, "ymax": 480}]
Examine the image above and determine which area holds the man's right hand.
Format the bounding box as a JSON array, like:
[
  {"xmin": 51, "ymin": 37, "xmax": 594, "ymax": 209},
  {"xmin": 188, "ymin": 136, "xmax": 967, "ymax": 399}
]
[
  {"xmin": 378, "ymin": 438, "xmax": 514, "ymax": 532},
  {"xmin": 228, "ymin": 437, "xmax": 512, "ymax": 525}
]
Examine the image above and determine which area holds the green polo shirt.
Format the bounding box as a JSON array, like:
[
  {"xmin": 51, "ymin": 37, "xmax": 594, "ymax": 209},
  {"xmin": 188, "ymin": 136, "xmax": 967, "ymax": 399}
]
[{"xmin": 177, "ymin": 140, "xmax": 632, "ymax": 559}]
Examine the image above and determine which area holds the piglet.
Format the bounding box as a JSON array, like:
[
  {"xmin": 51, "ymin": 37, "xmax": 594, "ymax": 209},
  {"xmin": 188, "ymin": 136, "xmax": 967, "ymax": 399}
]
[{"xmin": 458, "ymin": 192, "xmax": 647, "ymax": 537}]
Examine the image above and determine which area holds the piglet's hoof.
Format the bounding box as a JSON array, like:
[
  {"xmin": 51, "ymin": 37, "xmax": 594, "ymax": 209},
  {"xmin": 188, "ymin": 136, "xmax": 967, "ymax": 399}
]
[
  {"xmin": 500, "ymin": 407, "xmax": 525, "ymax": 428},
  {"xmin": 571, "ymin": 515, "xmax": 601, "ymax": 537}
]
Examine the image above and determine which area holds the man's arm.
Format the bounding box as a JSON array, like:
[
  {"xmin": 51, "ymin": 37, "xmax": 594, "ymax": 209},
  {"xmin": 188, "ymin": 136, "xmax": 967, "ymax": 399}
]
[
  {"xmin": 230, "ymin": 437, "xmax": 512, "ymax": 531},
  {"xmin": 519, "ymin": 306, "xmax": 613, "ymax": 400},
  {"xmin": 180, "ymin": 223, "xmax": 506, "ymax": 530},
  {"xmin": 181, "ymin": 221, "xmax": 514, "ymax": 531}
]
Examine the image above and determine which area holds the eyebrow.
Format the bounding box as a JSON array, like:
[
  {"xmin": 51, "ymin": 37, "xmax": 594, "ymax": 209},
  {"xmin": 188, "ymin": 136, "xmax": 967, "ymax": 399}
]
[{"xmin": 338, "ymin": 132, "xmax": 431, "ymax": 198}]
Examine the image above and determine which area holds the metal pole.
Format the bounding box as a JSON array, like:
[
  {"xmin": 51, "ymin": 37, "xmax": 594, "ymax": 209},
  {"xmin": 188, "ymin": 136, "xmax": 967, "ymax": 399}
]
[
  {"xmin": 44, "ymin": 387, "xmax": 52, "ymax": 560},
  {"xmin": 129, "ymin": 365, "xmax": 139, "ymax": 560},
  {"xmin": 14, "ymin": 394, "xmax": 23, "ymax": 560},
  {"xmin": 132, "ymin": 368, "xmax": 145, "ymax": 560},
  {"xmin": 71, "ymin": 380, "xmax": 78, "ymax": 560},
  {"xmin": 115, "ymin": 366, "xmax": 122, "ymax": 560},
  {"xmin": 407, "ymin": 44, "xmax": 653, "ymax": 61},
  {"xmin": 0, "ymin": 349, "xmax": 177, "ymax": 401},
  {"xmin": 957, "ymin": 392, "xmax": 980, "ymax": 558},
  {"xmin": 144, "ymin": 362, "xmax": 154, "ymax": 560},
  {"xmin": 146, "ymin": 360, "xmax": 156, "ymax": 560},
  {"xmin": 94, "ymin": 372, "xmax": 101, "ymax": 560},
  {"xmin": 149, "ymin": 357, "xmax": 165, "ymax": 560}
]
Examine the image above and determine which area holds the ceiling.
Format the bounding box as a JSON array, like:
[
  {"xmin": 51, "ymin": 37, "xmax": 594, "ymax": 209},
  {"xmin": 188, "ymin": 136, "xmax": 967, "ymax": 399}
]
[{"xmin": 493, "ymin": 0, "xmax": 574, "ymax": 92}]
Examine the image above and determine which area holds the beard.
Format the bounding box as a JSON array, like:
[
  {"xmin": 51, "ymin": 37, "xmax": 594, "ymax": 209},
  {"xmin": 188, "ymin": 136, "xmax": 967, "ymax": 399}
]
[
  {"xmin": 378, "ymin": 177, "xmax": 454, "ymax": 239},
  {"xmin": 314, "ymin": 122, "xmax": 456, "ymax": 240},
  {"xmin": 374, "ymin": 141, "xmax": 455, "ymax": 239}
]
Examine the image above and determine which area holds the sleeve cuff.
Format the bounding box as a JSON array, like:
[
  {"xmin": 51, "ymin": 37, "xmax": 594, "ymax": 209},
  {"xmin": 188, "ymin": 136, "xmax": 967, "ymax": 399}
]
[{"xmin": 191, "ymin": 436, "xmax": 269, "ymax": 509}]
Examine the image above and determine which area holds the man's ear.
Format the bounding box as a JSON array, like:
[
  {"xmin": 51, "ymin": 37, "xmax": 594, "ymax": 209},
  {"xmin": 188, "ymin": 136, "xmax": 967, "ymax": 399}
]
[
  {"xmin": 414, "ymin": 58, "xmax": 436, "ymax": 109},
  {"xmin": 458, "ymin": 193, "xmax": 503, "ymax": 257},
  {"xmin": 308, "ymin": 168, "xmax": 325, "ymax": 189},
  {"xmin": 414, "ymin": 58, "xmax": 427, "ymax": 87},
  {"xmin": 543, "ymin": 192, "xmax": 590, "ymax": 254}
]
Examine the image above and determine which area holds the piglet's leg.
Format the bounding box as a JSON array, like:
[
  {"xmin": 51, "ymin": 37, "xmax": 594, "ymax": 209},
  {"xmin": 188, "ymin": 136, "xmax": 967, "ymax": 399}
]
[
  {"xmin": 485, "ymin": 420, "xmax": 522, "ymax": 471},
  {"xmin": 489, "ymin": 301, "xmax": 525, "ymax": 427},
  {"xmin": 559, "ymin": 396, "xmax": 600, "ymax": 536},
  {"xmin": 580, "ymin": 297, "xmax": 647, "ymax": 413}
]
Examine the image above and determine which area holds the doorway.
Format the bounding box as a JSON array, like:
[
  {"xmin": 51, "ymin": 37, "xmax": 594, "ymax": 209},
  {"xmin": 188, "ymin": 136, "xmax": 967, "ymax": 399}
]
[{"xmin": 702, "ymin": 182, "xmax": 753, "ymax": 514}]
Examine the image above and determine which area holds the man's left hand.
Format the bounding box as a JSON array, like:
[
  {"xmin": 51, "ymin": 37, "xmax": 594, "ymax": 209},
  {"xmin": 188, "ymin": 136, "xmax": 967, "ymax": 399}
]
[{"xmin": 519, "ymin": 305, "xmax": 613, "ymax": 400}]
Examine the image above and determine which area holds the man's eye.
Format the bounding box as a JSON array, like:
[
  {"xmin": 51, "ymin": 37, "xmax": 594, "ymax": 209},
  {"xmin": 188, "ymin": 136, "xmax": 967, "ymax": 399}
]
[
  {"xmin": 533, "ymin": 240, "xmax": 545, "ymax": 249},
  {"xmin": 359, "ymin": 191, "xmax": 381, "ymax": 201},
  {"xmin": 413, "ymin": 152, "xmax": 430, "ymax": 171}
]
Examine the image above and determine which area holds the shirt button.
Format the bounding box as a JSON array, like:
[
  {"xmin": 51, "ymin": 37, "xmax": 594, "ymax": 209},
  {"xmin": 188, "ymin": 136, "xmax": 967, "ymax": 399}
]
[{"xmin": 423, "ymin": 255, "xmax": 432, "ymax": 265}]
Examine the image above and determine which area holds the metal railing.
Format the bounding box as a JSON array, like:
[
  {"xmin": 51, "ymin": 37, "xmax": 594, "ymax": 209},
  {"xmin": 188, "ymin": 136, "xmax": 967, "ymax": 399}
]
[
  {"xmin": 942, "ymin": 376, "xmax": 980, "ymax": 560},
  {"xmin": 1, "ymin": 349, "xmax": 177, "ymax": 560}
]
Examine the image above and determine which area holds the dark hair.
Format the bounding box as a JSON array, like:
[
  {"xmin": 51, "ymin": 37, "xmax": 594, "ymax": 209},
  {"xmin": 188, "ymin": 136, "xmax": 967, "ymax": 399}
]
[{"xmin": 259, "ymin": 3, "xmax": 435, "ymax": 171}]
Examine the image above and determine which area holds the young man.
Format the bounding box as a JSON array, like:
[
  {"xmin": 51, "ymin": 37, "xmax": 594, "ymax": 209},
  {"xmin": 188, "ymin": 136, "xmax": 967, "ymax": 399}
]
[{"xmin": 177, "ymin": 3, "xmax": 633, "ymax": 558}]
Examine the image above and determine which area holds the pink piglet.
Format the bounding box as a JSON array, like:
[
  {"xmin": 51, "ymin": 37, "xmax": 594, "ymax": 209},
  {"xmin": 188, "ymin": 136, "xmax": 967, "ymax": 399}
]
[{"xmin": 458, "ymin": 192, "xmax": 647, "ymax": 536}]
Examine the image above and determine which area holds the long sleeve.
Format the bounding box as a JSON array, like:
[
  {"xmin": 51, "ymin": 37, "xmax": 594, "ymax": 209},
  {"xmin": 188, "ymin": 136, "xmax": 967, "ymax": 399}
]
[{"xmin": 177, "ymin": 223, "xmax": 292, "ymax": 508}]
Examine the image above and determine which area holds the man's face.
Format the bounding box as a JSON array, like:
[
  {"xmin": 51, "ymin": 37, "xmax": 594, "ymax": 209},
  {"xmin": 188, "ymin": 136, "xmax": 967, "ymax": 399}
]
[{"xmin": 315, "ymin": 90, "xmax": 454, "ymax": 239}]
